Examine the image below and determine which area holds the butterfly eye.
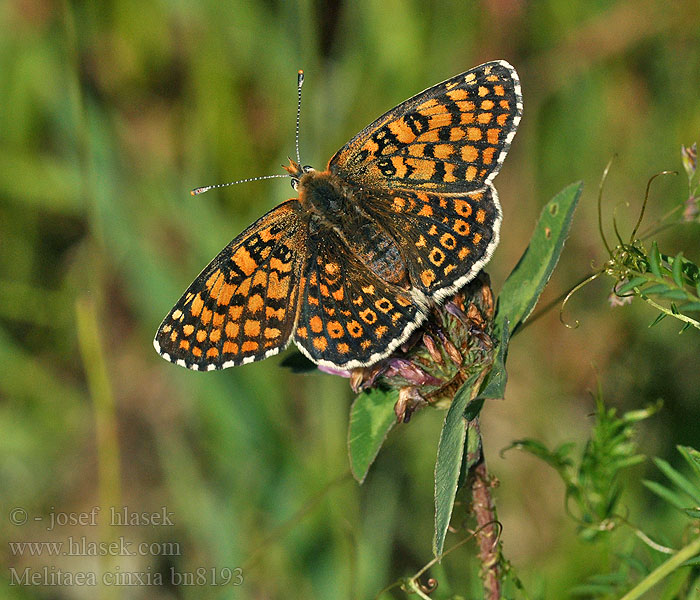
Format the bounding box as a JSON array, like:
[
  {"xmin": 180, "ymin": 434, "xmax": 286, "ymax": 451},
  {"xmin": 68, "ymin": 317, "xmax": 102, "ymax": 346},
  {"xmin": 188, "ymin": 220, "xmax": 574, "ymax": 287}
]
[
  {"xmin": 302, "ymin": 165, "xmax": 315, "ymax": 173},
  {"xmin": 290, "ymin": 178, "xmax": 299, "ymax": 191}
]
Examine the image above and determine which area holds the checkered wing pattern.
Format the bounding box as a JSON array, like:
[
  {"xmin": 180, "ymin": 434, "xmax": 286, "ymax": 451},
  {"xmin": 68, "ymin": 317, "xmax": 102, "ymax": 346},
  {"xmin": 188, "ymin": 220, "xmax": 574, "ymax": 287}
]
[
  {"xmin": 363, "ymin": 184, "xmax": 501, "ymax": 302},
  {"xmin": 293, "ymin": 227, "xmax": 423, "ymax": 370},
  {"xmin": 329, "ymin": 61, "xmax": 522, "ymax": 194},
  {"xmin": 153, "ymin": 200, "xmax": 306, "ymax": 370}
]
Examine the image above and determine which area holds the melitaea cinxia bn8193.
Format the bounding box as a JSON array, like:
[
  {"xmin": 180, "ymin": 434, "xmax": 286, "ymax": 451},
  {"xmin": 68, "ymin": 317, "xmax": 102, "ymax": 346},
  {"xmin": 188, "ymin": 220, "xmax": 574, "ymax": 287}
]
[{"xmin": 154, "ymin": 61, "xmax": 522, "ymax": 371}]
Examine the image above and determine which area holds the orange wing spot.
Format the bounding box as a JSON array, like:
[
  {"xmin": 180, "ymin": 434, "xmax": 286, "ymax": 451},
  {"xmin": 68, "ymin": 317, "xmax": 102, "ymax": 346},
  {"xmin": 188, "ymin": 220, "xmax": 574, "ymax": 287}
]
[
  {"xmin": 433, "ymin": 144, "xmax": 454, "ymax": 159},
  {"xmin": 213, "ymin": 312, "xmax": 225, "ymax": 327},
  {"xmin": 390, "ymin": 156, "xmax": 408, "ymax": 178},
  {"xmin": 460, "ymin": 113, "xmax": 475, "ymax": 125},
  {"xmin": 482, "ymin": 147, "xmax": 496, "ymax": 164},
  {"xmin": 406, "ymin": 158, "xmax": 436, "ymax": 180},
  {"xmin": 416, "ymin": 234, "xmax": 427, "ymax": 248},
  {"xmin": 416, "ymin": 192, "xmax": 429, "ymax": 202},
  {"xmin": 449, "ymin": 127, "xmax": 466, "ymax": 141},
  {"xmin": 313, "ymin": 337, "xmax": 328, "ymax": 351},
  {"xmin": 200, "ymin": 307, "xmax": 212, "ymax": 325},
  {"xmin": 191, "ymin": 295, "xmax": 204, "ymax": 317},
  {"xmin": 325, "ymin": 262, "xmax": 339, "ymax": 275},
  {"xmin": 458, "ymin": 247, "xmax": 471, "ymax": 260},
  {"xmin": 443, "ymin": 163, "xmax": 457, "ymax": 182},
  {"xmin": 210, "ymin": 272, "xmax": 224, "ymax": 298},
  {"xmin": 192, "ymin": 346, "xmax": 202, "ymax": 357},
  {"xmin": 218, "ymin": 283, "xmax": 235, "ymax": 305},
  {"xmin": 428, "ymin": 113, "xmax": 453, "ymax": 130},
  {"xmin": 347, "ymin": 320, "xmax": 363, "ymax": 338},
  {"xmin": 308, "ymin": 296, "xmax": 319, "ymax": 306},
  {"xmin": 467, "ymin": 127, "xmax": 482, "ymax": 141},
  {"xmin": 296, "ymin": 326, "xmax": 308, "ymax": 339},
  {"xmin": 229, "ymin": 305, "xmax": 244, "ymax": 320},
  {"xmin": 225, "ymin": 322, "xmax": 239, "ymax": 338},
  {"xmin": 465, "ymin": 166, "xmax": 477, "ymax": 181},
  {"xmin": 417, "ymin": 204, "xmax": 433, "ymax": 217},
  {"xmin": 418, "ymin": 98, "xmax": 439, "ymax": 110},
  {"xmin": 205, "ymin": 270, "xmax": 221, "ymax": 289},
  {"xmin": 269, "ymin": 257, "xmax": 292, "ymax": 273},
  {"xmin": 332, "ymin": 287, "xmax": 344, "ymax": 301},
  {"xmin": 461, "ymin": 145, "xmax": 478, "ymax": 162},
  {"xmin": 362, "ymin": 139, "xmax": 379, "ymax": 156},
  {"xmin": 393, "ymin": 196, "xmax": 406, "ymax": 211},
  {"xmin": 223, "ymin": 341, "xmax": 239, "ymax": 355},
  {"xmin": 428, "ymin": 224, "xmax": 438, "ymax": 236},
  {"xmin": 206, "ymin": 348, "xmax": 219, "ymax": 358},
  {"xmin": 446, "ymin": 89, "xmax": 468, "ymax": 101},
  {"xmin": 494, "ymin": 85, "xmax": 505, "ymax": 96},
  {"xmin": 375, "ymin": 298, "xmax": 393, "ymax": 312},
  {"xmin": 477, "ymin": 112, "xmax": 493, "ymax": 124},
  {"xmin": 464, "ymin": 73, "xmax": 477, "ymax": 84},
  {"xmin": 421, "ymin": 269, "xmax": 436, "ymax": 287},
  {"xmin": 232, "ymin": 247, "xmax": 257, "ymax": 276},
  {"xmin": 183, "ymin": 324, "xmax": 194, "ymax": 336},
  {"xmin": 440, "ymin": 233, "xmax": 457, "ymax": 249},
  {"xmin": 352, "ymin": 295, "xmax": 364, "ymax": 306},
  {"xmin": 209, "ymin": 329, "xmax": 221, "ymax": 343},
  {"xmin": 473, "ymin": 232, "xmax": 483, "ymax": 244},
  {"xmin": 267, "ymin": 272, "xmax": 291, "ymax": 300},
  {"xmin": 337, "ymin": 343, "xmax": 350, "ymax": 354},
  {"xmin": 456, "ymin": 100, "xmax": 476, "ymax": 112},
  {"xmin": 454, "ymin": 219, "xmax": 470, "ymax": 236},
  {"xmin": 327, "ymin": 321, "xmax": 344, "ymax": 338},
  {"xmin": 429, "ymin": 248, "xmax": 445, "ymax": 266},
  {"xmin": 396, "ymin": 294, "xmax": 411, "ymax": 307},
  {"xmin": 319, "ymin": 283, "xmax": 330, "ymax": 297},
  {"xmin": 375, "ymin": 325, "xmax": 388, "ymax": 339},
  {"xmin": 264, "ymin": 327, "xmax": 281, "ymax": 339},
  {"xmin": 310, "ymin": 315, "xmax": 323, "ymax": 333},
  {"xmin": 361, "ymin": 340, "xmax": 372, "ymax": 350},
  {"xmin": 499, "ymin": 99, "xmax": 510, "ymax": 109},
  {"xmin": 266, "ymin": 306, "xmax": 285, "ymax": 320},
  {"xmin": 408, "ymin": 143, "xmax": 426, "ymax": 157},
  {"xmin": 323, "ymin": 306, "xmax": 336, "ymax": 316},
  {"xmin": 497, "ymin": 113, "xmax": 508, "ymax": 126},
  {"xmin": 244, "ymin": 319, "xmax": 261, "ymax": 337},
  {"xmin": 444, "ymin": 264, "xmax": 456, "ymax": 276},
  {"xmin": 359, "ymin": 308, "xmax": 378, "ymax": 324},
  {"xmin": 247, "ymin": 294, "xmax": 264, "ymax": 314},
  {"xmin": 487, "ymin": 128, "xmax": 500, "ymax": 144},
  {"xmin": 476, "ymin": 208, "xmax": 486, "ymax": 223},
  {"xmin": 388, "ymin": 118, "xmax": 417, "ymax": 144},
  {"xmin": 478, "ymin": 86, "xmax": 489, "ymax": 97},
  {"xmin": 172, "ymin": 309, "xmax": 183, "ymax": 321},
  {"xmin": 486, "ymin": 74, "xmax": 498, "ymax": 82},
  {"xmin": 481, "ymin": 99, "xmax": 495, "ymax": 110},
  {"xmin": 454, "ymin": 199, "xmax": 472, "ymax": 217},
  {"xmin": 162, "ymin": 324, "xmax": 172, "ymax": 333},
  {"xmin": 241, "ymin": 341, "xmax": 259, "ymax": 353},
  {"xmin": 196, "ymin": 329, "xmax": 207, "ymax": 343},
  {"xmin": 391, "ymin": 312, "xmax": 402, "ymax": 323},
  {"xmin": 252, "ymin": 270, "xmax": 268, "ymax": 288},
  {"xmin": 179, "ymin": 339, "xmax": 190, "ymax": 350},
  {"xmin": 362, "ymin": 284, "xmax": 375, "ymax": 295},
  {"xmin": 416, "ymin": 129, "xmax": 441, "ymax": 142}
]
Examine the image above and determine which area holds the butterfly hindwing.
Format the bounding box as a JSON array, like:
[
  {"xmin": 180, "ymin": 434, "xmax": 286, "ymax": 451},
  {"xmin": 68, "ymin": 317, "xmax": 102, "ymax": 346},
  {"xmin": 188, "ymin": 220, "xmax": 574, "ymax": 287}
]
[
  {"xmin": 154, "ymin": 200, "xmax": 307, "ymax": 370},
  {"xmin": 293, "ymin": 226, "xmax": 424, "ymax": 370},
  {"xmin": 329, "ymin": 60, "xmax": 522, "ymax": 194},
  {"xmin": 362, "ymin": 184, "xmax": 501, "ymax": 302}
]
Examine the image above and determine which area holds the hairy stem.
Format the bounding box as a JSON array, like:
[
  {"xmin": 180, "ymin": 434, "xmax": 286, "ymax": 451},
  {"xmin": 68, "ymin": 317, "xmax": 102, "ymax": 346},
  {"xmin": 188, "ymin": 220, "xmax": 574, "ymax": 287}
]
[{"xmin": 471, "ymin": 454, "xmax": 502, "ymax": 599}]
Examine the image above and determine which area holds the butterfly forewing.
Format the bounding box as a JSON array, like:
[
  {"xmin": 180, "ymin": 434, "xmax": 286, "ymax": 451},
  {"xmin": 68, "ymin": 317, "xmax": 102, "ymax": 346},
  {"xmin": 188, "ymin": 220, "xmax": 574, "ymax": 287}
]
[
  {"xmin": 154, "ymin": 200, "xmax": 307, "ymax": 370},
  {"xmin": 293, "ymin": 227, "xmax": 424, "ymax": 370},
  {"xmin": 363, "ymin": 184, "xmax": 501, "ymax": 302},
  {"xmin": 328, "ymin": 61, "xmax": 522, "ymax": 194}
]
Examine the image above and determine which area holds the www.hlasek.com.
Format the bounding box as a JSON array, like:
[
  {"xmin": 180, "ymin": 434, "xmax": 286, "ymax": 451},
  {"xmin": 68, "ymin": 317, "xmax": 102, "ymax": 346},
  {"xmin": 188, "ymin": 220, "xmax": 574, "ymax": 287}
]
[
  {"xmin": 10, "ymin": 536, "xmax": 179, "ymax": 557},
  {"xmin": 10, "ymin": 566, "xmax": 244, "ymax": 587}
]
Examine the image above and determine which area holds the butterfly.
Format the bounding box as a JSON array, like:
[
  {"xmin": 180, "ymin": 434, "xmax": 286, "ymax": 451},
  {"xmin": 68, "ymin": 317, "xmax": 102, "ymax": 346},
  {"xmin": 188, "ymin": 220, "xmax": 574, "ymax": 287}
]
[{"xmin": 154, "ymin": 60, "xmax": 522, "ymax": 371}]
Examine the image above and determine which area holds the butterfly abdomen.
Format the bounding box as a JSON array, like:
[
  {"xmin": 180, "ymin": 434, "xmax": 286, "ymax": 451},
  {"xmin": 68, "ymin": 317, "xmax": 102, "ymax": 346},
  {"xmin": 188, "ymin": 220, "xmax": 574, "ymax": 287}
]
[{"xmin": 300, "ymin": 170, "xmax": 408, "ymax": 287}]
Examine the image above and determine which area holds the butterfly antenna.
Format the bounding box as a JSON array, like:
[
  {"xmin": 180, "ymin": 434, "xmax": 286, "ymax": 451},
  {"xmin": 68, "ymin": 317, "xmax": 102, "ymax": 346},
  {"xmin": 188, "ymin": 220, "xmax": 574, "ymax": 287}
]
[
  {"xmin": 295, "ymin": 69, "xmax": 304, "ymax": 164},
  {"xmin": 191, "ymin": 174, "xmax": 288, "ymax": 196}
]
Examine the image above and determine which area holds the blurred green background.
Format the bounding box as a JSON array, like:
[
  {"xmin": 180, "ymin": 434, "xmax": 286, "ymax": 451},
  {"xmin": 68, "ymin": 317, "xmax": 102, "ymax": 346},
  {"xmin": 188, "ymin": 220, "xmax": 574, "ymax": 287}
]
[{"xmin": 1, "ymin": 0, "xmax": 700, "ymax": 598}]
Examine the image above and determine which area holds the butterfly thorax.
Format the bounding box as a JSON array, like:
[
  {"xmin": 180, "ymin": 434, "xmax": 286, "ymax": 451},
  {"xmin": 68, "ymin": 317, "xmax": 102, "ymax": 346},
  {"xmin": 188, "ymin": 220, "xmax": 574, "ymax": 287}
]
[{"xmin": 298, "ymin": 169, "xmax": 407, "ymax": 287}]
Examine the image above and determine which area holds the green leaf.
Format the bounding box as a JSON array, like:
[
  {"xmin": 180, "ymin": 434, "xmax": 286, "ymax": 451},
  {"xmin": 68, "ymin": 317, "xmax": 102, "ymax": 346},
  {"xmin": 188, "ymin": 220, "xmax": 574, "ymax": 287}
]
[
  {"xmin": 475, "ymin": 320, "xmax": 510, "ymax": 404},
  {"xmin": 433, "ymin": 375, "xmax": 477, "ymax": 557},
  {"xmin": 680, "ymin": 301, "xmax": 700, "ymax": 312},
  {"xmin": 642, "ymin": 480, "xmax": 689, "ymax": 511},
  {"xmin": 653, "ymin": 457, "xmax": 700, "ymax": 504},
  {"xmin": 672, "ymin": 252, "xmax": 685, "ymax": 287},
  {"xmin": 657, "ymin": 289, "xmax": 689, "ymax": 301},
  {"xmin": 678, "ymin": 445, "xmax": 700, "ymax": 480},
  {"xmin": 684, "ymin": 508, "xmax": 700, "ymax": 518},
  {"xmin": 348, "ymin": 388, "xmax": 398, "ymax": 483},
  {"xmin": 643, "ymin": 283, "xmax": 669, "ymax": 295},
  {"xmin": 495, "ymin": 181, "xmax": 583, "ymax": 334},
  {"xmin": 616, "ymin": 276, "xmax": 648, "ymax": 295},
  {"xmin": 650, "ymin": 242, "xmax": 663, "ymax": 277}
]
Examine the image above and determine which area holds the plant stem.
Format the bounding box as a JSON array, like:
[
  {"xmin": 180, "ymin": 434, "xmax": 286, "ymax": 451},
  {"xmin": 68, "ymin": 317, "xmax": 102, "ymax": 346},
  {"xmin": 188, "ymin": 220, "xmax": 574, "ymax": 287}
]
[
  {"xmin": 618, "ymin": 534, "xmax": 700, "ymax": 600},
  {"xmin": 471, "ymin": 454, "xmax": 501, "ymax": 600}
]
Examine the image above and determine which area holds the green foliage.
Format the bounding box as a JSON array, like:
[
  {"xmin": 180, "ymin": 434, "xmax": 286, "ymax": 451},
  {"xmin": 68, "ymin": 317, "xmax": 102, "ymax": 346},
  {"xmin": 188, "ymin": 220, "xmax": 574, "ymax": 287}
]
[{"xmin": 504, "ymin": 384, "xmax": 659, "ymax": 541}]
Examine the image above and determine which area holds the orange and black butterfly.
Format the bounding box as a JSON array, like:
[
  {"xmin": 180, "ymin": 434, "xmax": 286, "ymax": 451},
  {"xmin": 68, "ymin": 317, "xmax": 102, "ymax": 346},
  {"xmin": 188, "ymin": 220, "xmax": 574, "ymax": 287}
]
[{"xmin": 154, "ymin": 61, "xmax": 522, "ymax": 371}]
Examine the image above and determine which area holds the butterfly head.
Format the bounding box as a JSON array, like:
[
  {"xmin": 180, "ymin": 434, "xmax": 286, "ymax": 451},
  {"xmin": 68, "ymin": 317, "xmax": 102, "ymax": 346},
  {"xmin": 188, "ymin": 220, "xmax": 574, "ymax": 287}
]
[{"xmin": 283, "ymin": 158, "xmax": 315, "ymax": 191}]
